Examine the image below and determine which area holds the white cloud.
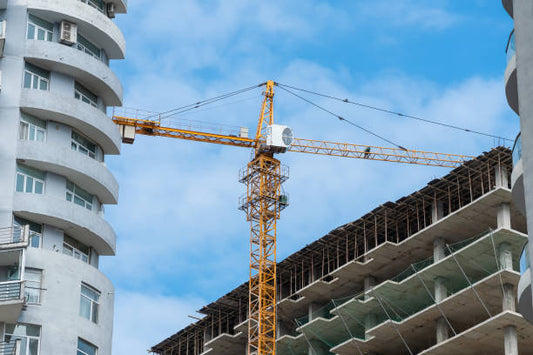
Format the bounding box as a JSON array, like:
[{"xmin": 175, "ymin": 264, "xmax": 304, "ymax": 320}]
[
  {"xmin": 112, "ymin": 290, "xmax": 205, "ymax": 355},
  {"xmin": 356, "ymin": 0, "xmax": 461, "ymax": 30}
]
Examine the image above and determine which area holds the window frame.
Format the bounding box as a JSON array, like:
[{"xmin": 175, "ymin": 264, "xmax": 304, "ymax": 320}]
[
  {"xmin": 76, "ymin": 34, "xmax": 102, "ymax": 61},
  {"xmin": 77, "ymin": 338, "xmax": 98, "ymax": 355},
  {"xmin": 27, "ymin": 14, "xmax": 53, "ymax": 42},
  {"xmin": 74, "ymin": 82, "xmax": 98, "ymax": 107},
  {"xmin": 63, "ymin": 235, "xmax": 90, "ymax": 264},
  {"xmin": 13, "ymin": 216, "xmax": 42, "ymax": 248},
  {"xmin": 19, "ymin": 114, "xmax": 46, "ymax": 142},
  {"xmin": 80, "ymin": 283, "xmax": 100, "ymax": 324},
  {"xmin": 23, "ymin": 63, "xmax": 50, "ymax": 91},
  {"xmin": 66, "ymin": 180, "xmax": 93, "ymax": 211},
  {"xmin": 71, "ymin": 131, "xmax": 99, "ymax": 160},
  {"xmin": 3, "ymin": 323, "xmax": 41, "ymax": 355},
  {"xmin": 16, "ymin": 166, "xmax": 45, "ymax": 195},
  {"xmin": 24, "ymin": 268, "xmax": 42, "ymax": 305}
]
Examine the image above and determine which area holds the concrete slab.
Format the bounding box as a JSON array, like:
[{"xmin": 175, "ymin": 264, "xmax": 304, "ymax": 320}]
[
  {"xmin": 331, "ymin": 271, "xmax": 520, "ymax": 355},
  {"xmin": 419, "ymin": 311, "xmax": 533, "ymax": 355},
  {"xmin": 202, "ymin": 332, "xmax": 246, "ymax": 355},
  {"xmin": 278, "ymin": 189, "xmax": 524, "ymax": 322}
]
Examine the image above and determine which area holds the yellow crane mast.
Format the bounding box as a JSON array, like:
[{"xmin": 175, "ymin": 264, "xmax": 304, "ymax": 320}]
[{"xmin": 112, "ymin": 80, "xmax": 474, "ymax": 355}]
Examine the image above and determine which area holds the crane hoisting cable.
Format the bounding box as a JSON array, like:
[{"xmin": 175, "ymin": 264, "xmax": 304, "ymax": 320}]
[{"xmin": 112, "ymin": 80, "xmax": 475, "ymax": 355}]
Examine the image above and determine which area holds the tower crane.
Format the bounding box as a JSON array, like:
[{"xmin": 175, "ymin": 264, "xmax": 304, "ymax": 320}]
[{"xmin": 112, "ymin": 80, "xmax": 474, "ymax": 355}]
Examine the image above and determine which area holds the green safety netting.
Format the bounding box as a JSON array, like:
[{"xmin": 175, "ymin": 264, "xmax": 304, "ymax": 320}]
[{"xmin": 280, "ymin": 229, "xmax": 525, "ymax": 355}]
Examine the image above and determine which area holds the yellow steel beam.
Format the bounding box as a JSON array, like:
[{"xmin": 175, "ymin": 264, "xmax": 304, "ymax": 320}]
[{"xmin": 290, "ymin": 138, "xmax": 474, "ymax": 168}]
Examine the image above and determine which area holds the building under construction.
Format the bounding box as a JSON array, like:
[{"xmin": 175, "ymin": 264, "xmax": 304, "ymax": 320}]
[{"xmin": 150, "ymin": 147, "xmax": 533, "ymax": 355}]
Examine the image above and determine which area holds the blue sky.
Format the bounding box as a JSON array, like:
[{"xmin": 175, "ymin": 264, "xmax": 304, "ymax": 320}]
[{"xmin": 101, "ymin": 1, "xmax": 517, "ymax": 353}]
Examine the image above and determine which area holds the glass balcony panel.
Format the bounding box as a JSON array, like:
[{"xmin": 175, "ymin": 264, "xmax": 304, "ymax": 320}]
[
  {"xmin": 521, "ymin": 240, "xmax": 530, "ymax": 275},
  {"xmin": 507, "ymin": 30, "xmax": 516, "ymax": 63}
]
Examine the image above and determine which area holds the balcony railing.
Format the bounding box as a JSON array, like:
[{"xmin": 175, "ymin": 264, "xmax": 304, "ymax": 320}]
[
  {"xmin": 0, "ymin": 226, "xmax": 27, "ymax": 247},
  {"xmin": 513, "ymin": 132, "xmax": 522, "ymax": 165},
  {"xmin": 0, "ymin": 281, "xmax": 24, "ymax": 302},
  {"xmin": 506, "ymin": 29, "xmax": 516, "ymax": 63},
  {"xmin": 0, "ymin": 339, "xmax": 22, "ymax": 355}
]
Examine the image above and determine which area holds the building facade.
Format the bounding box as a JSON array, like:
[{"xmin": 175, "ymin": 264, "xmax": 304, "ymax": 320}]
[
  {"xmin": 503, "ymin": 0, "xmax": 533, "ymax": 327},
  {"xmin": 152, "ymin": 148, "xmax": 533, "ymax": 355},
  {"xmin": 0, "ymin": 0, "xmax": 127, "ymax": 354}
]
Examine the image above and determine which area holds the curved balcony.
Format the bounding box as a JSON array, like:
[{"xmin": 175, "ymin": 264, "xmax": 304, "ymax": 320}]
[
  {"xmin": 505, "ymin": 54, "xmax": 518, "ymax": 115},
  {"xmin": 518, "ymin": 241, "xmax": 532, "ymax": 323},
  {"xmin": 17, "ymin": 140, "xmax": 118, "ymax": 204},
  {"xmin": 20, "ymin": 89, "xmax": 121, "ymax": 155},
  {"xmin": 13, "ymin": 193, "xmax": 116, "ymax": 255},
  {"xmin": 502, "ymin": 0, "xmax": 513, "ymax": 18},
  {"xmin": 25, "ymin": 40, "xmax": 122, "ymax": 106},
  {"xmin": 512, "ymin": 134, "xmax": 525, "ymax": 216},
  {"xmin": 28, "ymin": 0, "xmax": 125, "ymax": 59}
]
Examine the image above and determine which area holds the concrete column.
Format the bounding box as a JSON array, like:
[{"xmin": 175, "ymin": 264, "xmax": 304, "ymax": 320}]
[
  {"xmin": 497, "ymin": 203, "xmax": 512, "ymax": 229},
  {"xmin": 308, "ymin": 339, "xmax": 329, "ymax": 355},
  {"xmin": 433, "ymin": 238, "xmax": 446, "ymax": 262},
  {"xmin": 436, "ymin": 317, "xmax": 449, "ymax": 343},
  {"xmin": 434, "ymin": 276, "xmax": 449, "ymax": 344},
  {"xmin": 504, "ymin": 325, "xmax": 519, "ymax": 355},
  {"xmin": 503, "ymin": 283, "xmax": 516, "ymax": 312},
  {"xmin": 308, "ymin": 302, "xmax": 321, "ymax": 321},
  {"xmin": 434, "ymin": 277, "xmax": 447, "ymax": 303},
  {"xmin": 495, "ymin": 165, "xmax": 509, "ymax": 188},
  {"xmin": 432, "ymin": 201, "xmax": 444, "ymax": 223},
  {"xmin": 203, "ymin": 327, "xmax": 212, "ymax": 343},
  {"xmin": 364, "ymin": 275, "xmax": 376, "ymax": 300},
  {"xmin": 499, "ymin": 242, "xmax": 514, "ymax": 271}
]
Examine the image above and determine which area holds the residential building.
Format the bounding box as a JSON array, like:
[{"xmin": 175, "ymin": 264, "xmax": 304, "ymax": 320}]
[
  {"xmin": 0, "ymin": 0, "xmax": 127, "ymax": 353},
  {"xmin": 502, "ymin": 0, "xmax": 533, "ymax": 326},
  {"xmin": 151, "ymin": 148, "xmax": 533, "ymax": 354}
]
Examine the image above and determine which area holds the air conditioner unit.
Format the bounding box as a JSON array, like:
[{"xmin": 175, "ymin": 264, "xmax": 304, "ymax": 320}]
[
  {"xmin": 60, "ymin": 20, "xmax": 77, "ymax": 45},
  {"xmin": 107, "ymin": 3, "xmax": 116, "ymax": 18},
  {"xmin": 266, "ymin": 124, "xmax": 294, "ymax": 153}
]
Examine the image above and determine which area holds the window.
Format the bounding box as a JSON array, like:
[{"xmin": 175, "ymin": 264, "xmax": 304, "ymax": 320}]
[
  {"xmin": 4, "ymin": 323, "xmax": 41, "ymax": 355},
  {"xmin": 24, "ymin": 269, "xmax": 42, "ymax": 304},
  {"xmin": 80, "ymin": 284, "xmax": 99, "ymax": 323},
  {"xmin": 77, "ymin": 338, "xmax": 97, "ymax": 355},
  {"xmin": 19, "ymin": 114, "xmax": 46, "ymax": 142},
  {"xmin": 16, "ymin": 165, "xmax": 45, "ymax": 195},
  {"xmin": 71, "ymin": 131, "xmax": 99, "ymax": 160},
  {"xmin": 63, "ymin": 235, "xmax": 90, "ymax": 263},
  {"xmin": 23, "ymin": 63, "xmax": 49, "ymax": 91},
  {"xmin": 13, "ymin": 217, "xmax": 42, "ymax": 248},
  {"xmin": 27, "ymin": 14, "xmax": 53, "ymax": 42},
  {"xmin": 66, "ymin": 181, "xmax": 93, "ymax": 211},
  {"xmin": 74, "ymin": 82, "xmax": 97, "ymax": 107},
  {"xmin": 79, "ymin": 0, "xmax": 105, "ymax": 13},
  {"xmin": 76, "ymin": 35, "xmax": 102, "ymax": 61}
]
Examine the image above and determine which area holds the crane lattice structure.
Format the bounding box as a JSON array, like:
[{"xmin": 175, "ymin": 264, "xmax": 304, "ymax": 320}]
[{"xmin": 112, "ymin": 80, "xmax": 474, "ymax": 355}]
